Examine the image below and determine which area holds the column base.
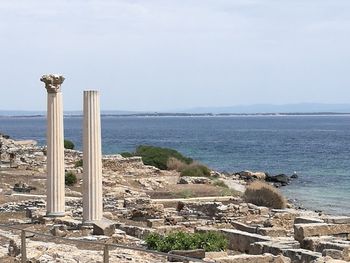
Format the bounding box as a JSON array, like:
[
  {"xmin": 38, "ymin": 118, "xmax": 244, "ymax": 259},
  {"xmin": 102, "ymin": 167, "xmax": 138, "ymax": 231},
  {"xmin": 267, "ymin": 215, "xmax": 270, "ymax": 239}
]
[{"xmin": 46, "ymin": 211, "xmax": 65, "ymax": 217}]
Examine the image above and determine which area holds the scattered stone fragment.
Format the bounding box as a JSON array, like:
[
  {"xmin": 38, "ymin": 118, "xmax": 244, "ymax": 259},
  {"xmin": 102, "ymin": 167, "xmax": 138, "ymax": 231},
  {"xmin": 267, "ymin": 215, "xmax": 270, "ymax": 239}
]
[
  {"xmin": 50, "ymin": 224, "xmax": 68, "ymax": 237},
  {"xmin": 93, "ymin": 220, "xmax": 116, "ymax": 236},
  {"xmin": 178, "ymin": 176, "xmax": 212, "ymax": 184},
  {"xmin": 8, "ymin": 239, "xmax": 20, "ymax": 257}
]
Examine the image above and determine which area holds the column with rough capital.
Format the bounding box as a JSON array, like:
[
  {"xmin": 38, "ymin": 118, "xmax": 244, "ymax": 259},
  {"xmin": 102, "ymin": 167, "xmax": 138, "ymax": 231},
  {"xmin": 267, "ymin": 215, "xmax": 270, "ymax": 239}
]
[
  {"xmin": 41, "ymin": 74, "xmax": 65, "ymax": 217},
  {"xmin": 83, "ymin": 90, "xmax": 103, "ymax": 222}
]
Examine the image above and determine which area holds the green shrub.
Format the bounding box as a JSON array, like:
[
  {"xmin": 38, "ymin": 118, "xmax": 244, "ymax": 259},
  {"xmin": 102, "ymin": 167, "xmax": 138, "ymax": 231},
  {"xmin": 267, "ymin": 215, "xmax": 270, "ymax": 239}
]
[
  {"xmin": 120, "ymin": 152, "xmax": 133, "ymax": 158},
  {"xmin": 194, "ymin": 164, "xmax": 211, "ymax": 176},
  {"xmin": 74, "ymin": 159, "xmax": 83, "ymax": 168},
  {"xmin": 180, "ymin": 164, "xmax": 211, "ymax": 177},
  {"xmin": 64, "ymin": 139, "xmax": 75, "ymax": 150},
  {"xmin": 135, "ymin": 145, "xmax": 193, "ymax": 170},
  {"xmin": 244, "ymin": 181, "xmax": 286, "ymax": 209},
  {"xmin": 65, "ymin": 172, "xmax": 77, "ymax": 186},
  {"xmin": 145, "ymin": 232, "xmax": 227, "ymax": 253}
]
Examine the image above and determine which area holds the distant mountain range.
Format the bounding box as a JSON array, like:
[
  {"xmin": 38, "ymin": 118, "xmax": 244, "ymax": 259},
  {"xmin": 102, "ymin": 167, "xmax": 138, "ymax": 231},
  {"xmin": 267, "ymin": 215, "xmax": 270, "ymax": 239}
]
[{"xmin": 1, "ymin": 103, "xmax": 350, "ymax": 116}]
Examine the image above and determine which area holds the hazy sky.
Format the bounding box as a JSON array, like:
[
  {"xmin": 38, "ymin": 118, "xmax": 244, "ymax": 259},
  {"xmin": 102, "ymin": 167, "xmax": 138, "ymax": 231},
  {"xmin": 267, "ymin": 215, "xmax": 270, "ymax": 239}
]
[{"xmin": 1, "ymin": 0, "xmax": 350, "ymax": 111}]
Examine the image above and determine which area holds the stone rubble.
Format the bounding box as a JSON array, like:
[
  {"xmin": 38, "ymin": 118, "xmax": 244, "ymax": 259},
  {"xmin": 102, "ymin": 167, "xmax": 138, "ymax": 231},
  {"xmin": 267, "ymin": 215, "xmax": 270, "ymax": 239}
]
[{"xmin": 1, "ymin": 134, "xmax": 350, "ymax": 262}]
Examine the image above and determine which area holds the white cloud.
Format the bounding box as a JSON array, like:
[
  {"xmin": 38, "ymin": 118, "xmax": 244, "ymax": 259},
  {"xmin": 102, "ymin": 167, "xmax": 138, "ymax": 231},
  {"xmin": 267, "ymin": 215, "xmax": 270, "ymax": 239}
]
[{"xmin": 0, "ymin": 0, "xmax": 350, "ymax": 110}]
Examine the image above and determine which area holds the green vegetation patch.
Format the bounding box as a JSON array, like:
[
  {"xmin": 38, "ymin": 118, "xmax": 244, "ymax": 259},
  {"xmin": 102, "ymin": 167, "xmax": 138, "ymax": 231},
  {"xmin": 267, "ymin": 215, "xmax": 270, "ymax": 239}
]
[
  {"xmin": 64, "ymin": 139, "xmax": 75, "ymax": 150},
  {"xmin": 74, "ymin": 159, "xmax": 83, "ymax": 168},
  {"xmin": 65, "ymin": 171, "xmax": 77, "ymax": 186},
  {"xmin": 145, "ymin": 231, "xmax": 227, "ymax": 253},
  {"xmin": 134, "ymin": 145, "xmax": 193, "ymax": 170},
  {"xmin": 120, "ymin": 152, "xmax": 133, "ymax": 158},
  {"xmin": 180, "ymin": 164, "xmax": 211, "ymax": 177}
]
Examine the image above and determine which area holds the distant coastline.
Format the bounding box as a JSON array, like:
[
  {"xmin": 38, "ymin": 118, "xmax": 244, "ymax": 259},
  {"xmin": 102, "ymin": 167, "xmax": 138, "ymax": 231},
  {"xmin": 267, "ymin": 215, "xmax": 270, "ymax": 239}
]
[
  {"xmin": 1, "ymin": 112, "xmax": 350, "ymax": 118},
  {"xmin": 3, "ymin": 103, "xmax": 350, "ymax": 117}
]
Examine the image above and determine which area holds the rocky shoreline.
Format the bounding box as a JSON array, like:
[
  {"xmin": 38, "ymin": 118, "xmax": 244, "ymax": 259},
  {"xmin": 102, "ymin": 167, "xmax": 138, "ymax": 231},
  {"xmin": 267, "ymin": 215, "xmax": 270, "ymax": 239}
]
[{"xmin": 0, "ymin": 133, "xmax": 349, "ymax": 262}]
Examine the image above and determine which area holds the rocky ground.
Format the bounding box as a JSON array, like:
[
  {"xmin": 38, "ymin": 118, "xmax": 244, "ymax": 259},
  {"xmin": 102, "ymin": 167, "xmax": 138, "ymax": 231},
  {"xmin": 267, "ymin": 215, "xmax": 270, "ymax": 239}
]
[{"xmin": 0, "ymin": 133, "xmax": 349, "ymax": 262}]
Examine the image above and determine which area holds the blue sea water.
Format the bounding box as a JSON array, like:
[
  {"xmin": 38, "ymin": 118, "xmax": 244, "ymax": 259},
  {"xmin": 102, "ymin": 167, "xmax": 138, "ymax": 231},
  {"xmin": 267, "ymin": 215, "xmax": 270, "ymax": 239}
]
[{"xmin": 0, "ymin": 115, "xmax": 349, "ymax": 215}]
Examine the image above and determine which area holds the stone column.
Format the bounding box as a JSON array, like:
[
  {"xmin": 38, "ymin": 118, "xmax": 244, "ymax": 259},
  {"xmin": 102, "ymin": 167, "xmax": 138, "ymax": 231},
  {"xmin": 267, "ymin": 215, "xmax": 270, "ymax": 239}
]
[
  {"xmin": 83, "ymin": 91, "xmax": 103, "ymax": 223},
  {"xmin": 41, "ymin": 74, "xmax": 65, "ymax": 217}
]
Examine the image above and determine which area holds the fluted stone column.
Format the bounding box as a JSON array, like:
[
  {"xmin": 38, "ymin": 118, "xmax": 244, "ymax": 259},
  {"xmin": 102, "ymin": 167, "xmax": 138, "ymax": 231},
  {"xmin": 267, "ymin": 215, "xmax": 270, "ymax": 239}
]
[
  {"xmin": 41, "ymin": 74, "xmax": 65, "ymax": 217},
  {"xmin": 83, "ymin": 91, "xmax": 103, "ymax": 223}
]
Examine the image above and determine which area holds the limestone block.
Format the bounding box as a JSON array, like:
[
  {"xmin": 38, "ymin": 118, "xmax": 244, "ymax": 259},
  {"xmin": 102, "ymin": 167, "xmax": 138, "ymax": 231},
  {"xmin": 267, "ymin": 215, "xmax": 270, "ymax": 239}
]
[
  {"xmin": 93, "ymin": 220, "xmax": 115, "ymax": 236},
  {"xmin": 249, "ymin": 240, "xmax": 300, "ymax": 255},
  {"xmin": 316, "ymin": 241, "xmax": 350, "ymax": 261},
  {"xmin": 294, "ymin": 223, "xmax": 350, "ymax": 242},
  {"xmin": 221, "ymin": 229, "xmax": 271, "ymax": 252},
  {"xmin": 257, "ymin": 227, "xmax": 288, "ymax": 237},
  {"xmin": 146, "ymin": 218, "xmax": 164, "ymax": 228},
  {"xmin": 294, "ymin": 217, "xmax": 324, "ymax": 224},
  {"xmin": 215, "ymin": 253, "xmax": 291, "ymax": 263},
  {"xmin": 282, "ymin": 249, "xmax": 322, "ymax": 262},
  {"xmin": 231, "ymin": 221, "xmax": 257, "ymax": 234},
  {"xmin": 302, "ymin": 236, "xmax": 334, "ymax": 251},
  {"xmin": 205, "ymin": 251, "xmax": 228, "ymax": 260},
  {"xmin": 323, "ymin": 216, "xmax": 350, "ymax": 225},
  {"xmin": 50, "ymin": 224, "xmax": 68, "ymax": 237}
]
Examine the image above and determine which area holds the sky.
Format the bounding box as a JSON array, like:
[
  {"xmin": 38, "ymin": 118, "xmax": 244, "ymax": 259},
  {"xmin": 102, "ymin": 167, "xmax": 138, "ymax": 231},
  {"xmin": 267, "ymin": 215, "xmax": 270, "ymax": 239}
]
[{"xmin": 0, "ymin": 0, "xmax": 350, "ymax": 111}]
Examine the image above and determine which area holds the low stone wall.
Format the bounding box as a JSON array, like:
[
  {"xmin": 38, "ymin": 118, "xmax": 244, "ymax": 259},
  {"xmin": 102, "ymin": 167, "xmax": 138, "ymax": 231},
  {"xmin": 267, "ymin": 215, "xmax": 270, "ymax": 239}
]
[{"xmin": 294, "ymin": 223, "xmax": 350, "ymax": 242}]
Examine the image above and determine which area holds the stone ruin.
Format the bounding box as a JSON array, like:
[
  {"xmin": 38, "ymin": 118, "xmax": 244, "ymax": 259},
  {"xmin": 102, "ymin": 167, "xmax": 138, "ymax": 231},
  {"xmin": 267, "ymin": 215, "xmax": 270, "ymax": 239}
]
[
  {"xmin": 0, "ymin": 74, "xmax": 350, "ymax": 262},
  {"xmin": 41, "ymin": 74, "xmax": 103, "ymax": 223}
]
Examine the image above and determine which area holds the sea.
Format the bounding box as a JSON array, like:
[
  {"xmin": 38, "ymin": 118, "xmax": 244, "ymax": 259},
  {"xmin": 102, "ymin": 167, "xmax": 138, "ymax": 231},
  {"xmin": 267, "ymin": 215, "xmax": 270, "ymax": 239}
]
[{"xmin": 0, "ymin": 115, "xmax": 349, "ymax": 215}]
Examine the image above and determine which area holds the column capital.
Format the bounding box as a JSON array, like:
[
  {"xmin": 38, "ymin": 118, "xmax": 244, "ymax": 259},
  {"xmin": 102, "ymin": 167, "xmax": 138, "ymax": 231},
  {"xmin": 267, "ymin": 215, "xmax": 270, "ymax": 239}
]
[{"xmin": 41, "ymin": 74, "xmax": 65, "ymax": 93}]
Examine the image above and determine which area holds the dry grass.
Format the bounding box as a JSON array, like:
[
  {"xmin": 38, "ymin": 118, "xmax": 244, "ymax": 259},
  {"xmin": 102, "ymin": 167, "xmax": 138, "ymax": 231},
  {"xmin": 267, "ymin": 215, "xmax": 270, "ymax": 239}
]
[
  {"xmin": 166, "ymin": 157, "xmax": 188, "ymax": 171},
  {"xmin": 167, "ymin": 158, "xmax": 211, "ymax": 178},
  {"xmin": 244, "ymin": 181, "xmax": 287, "ymax": 209}
]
